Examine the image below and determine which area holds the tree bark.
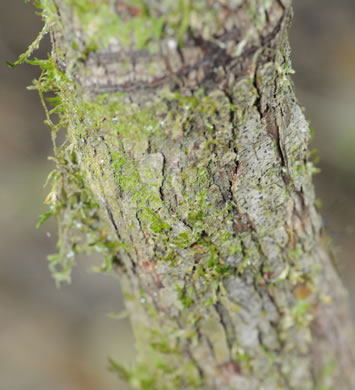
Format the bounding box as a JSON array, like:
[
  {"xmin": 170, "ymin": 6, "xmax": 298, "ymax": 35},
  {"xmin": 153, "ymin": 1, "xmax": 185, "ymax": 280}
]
[{"xmin": 34, "ymin": 0, "xmax": 355, "ymax": 389}]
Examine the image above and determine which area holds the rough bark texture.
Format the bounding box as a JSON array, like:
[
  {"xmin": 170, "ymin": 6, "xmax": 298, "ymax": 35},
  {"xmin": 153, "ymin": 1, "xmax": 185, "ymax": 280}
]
[{"xmin": 33, "ymin": 0, "xmax": 355, "ymax": 389}]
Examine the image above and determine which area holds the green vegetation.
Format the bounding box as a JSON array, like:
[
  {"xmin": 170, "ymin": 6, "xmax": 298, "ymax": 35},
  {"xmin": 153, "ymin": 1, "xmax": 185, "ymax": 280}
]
[{"xmin": 10, "ymin": 1, "xmax": 350, "ymax": 388}]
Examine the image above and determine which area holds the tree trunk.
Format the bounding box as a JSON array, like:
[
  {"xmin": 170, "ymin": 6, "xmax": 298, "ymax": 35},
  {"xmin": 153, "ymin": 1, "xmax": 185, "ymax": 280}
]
[{"xmin": 33, "ymin": 0, "xmax": 355, "ymax": 389}]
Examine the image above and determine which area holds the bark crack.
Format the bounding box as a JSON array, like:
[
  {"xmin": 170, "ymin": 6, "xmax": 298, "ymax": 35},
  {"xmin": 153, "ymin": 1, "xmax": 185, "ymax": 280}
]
[{"xmin": 159, "ymin": 151, "xmax": 166, "ymax": 202}]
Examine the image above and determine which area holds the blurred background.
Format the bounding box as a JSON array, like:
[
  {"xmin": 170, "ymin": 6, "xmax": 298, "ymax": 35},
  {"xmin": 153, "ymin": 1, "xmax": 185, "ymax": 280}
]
[{"xmin": 0, "ymin": 1, "xmax": 354, "ymax": 389}]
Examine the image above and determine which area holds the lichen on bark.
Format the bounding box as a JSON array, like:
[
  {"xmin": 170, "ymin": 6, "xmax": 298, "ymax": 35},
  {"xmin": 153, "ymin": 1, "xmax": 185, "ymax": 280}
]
[{"xmin": 18, "ymin": 0, "xmax": 355, "ymax": 389}]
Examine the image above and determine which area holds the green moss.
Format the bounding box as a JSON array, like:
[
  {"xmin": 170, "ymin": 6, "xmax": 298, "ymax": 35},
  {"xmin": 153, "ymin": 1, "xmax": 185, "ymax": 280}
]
[
  {"xmin": 9, "ymin": 50, "xmax": 125, "ymax": 284},
  {"xmin": 109, "ymin": 343, "xmax": 203, "ymax": 390},
  {"xmin": 141, "ymin": 208, "xmax": 171, "ymax": 234},
  {"xmin": 292, "ymin": 299, "xmax": 313, "ymax": 326},
  {"xmin": 315, "ymin": 359, "xmax": 336, "ymax": 390},
  {"xmin": 37, "ymin": 149, "xmax": 121, "ymax": 284},
  {"xmin": 29, "ymin": 74, "xmax": 232, "ymax": 285},
  {"xmin": 14, "ymin": 4, "xmax": 337, "ymax": 386},
  {"xmin": 66, "ymin": 0, "xmax": 165, "ymax": 51},
  {"xmin": 29, "ymin": 0, "xmax": 222, "ymax": 61},
  {"xmin": 176, "ymin": 285, "xmax": 194, "ymax": 308},
  {"xmin": 17, "ymin": 0, "xmax": 284, "ymax": 294},
  {"xmin": 7, "ymin": 24, "xmax": 48, "ymax": 68},
  {"xmin": 235, "ymin": 348, "xmax": 252, "ymax": 372}
]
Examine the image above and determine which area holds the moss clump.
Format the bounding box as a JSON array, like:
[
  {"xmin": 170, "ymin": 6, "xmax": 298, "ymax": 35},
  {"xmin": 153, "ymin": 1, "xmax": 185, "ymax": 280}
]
[
  {"xmin": 39, "ymin": 156, "xmax": 120, "ymax": 284},
  {"xmin": 9, "ymin": 41, "xmax": 121, "ymax": 283}
]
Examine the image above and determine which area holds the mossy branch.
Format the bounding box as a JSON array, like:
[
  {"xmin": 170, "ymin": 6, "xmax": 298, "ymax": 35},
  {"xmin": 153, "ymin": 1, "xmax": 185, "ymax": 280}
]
[{"xmin": 16, "ymin": 0, "xmax": 355, "ymax": 388}]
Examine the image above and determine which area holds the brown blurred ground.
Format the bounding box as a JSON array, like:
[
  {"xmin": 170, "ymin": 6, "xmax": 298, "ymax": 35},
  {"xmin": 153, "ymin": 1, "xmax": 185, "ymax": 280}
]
[
  {"xmin": 0, "ymin": 1, "xmax": 354, "ymax": 389},
  {"xmin": 291, "ymin": 0, "xmax": 355, "ymax": 293}
]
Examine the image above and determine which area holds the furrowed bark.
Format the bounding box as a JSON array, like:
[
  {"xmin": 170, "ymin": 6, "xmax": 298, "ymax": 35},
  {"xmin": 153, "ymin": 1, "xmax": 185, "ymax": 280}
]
[{"xmin": 35, "ymin": 0, "xmax": 355, "ymax": 389}]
